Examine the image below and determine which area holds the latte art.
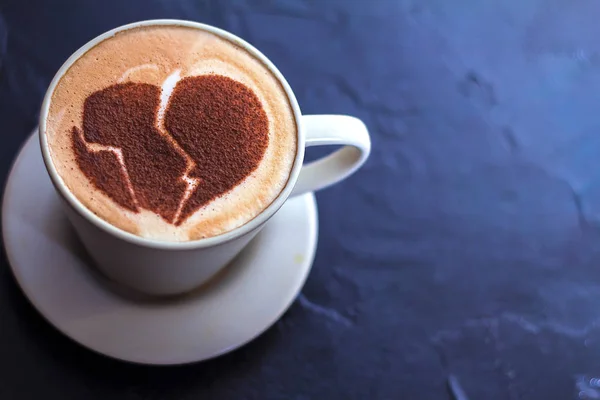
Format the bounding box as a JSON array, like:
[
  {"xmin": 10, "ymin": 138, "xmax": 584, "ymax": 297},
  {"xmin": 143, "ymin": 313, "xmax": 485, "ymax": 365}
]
[
  {"xmin": 46, "ymin": 25, "xmax": 297, "ymax": 241},
  {"xmin": 73, "ymin": 75, "xmax": 269, "ymax": 225}
]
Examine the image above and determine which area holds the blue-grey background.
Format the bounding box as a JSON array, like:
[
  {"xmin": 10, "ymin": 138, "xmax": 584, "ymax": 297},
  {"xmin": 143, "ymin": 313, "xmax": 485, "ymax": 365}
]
[{"xmin": 2, "ymin": 0, "xmax": 600, "ymax": 399}]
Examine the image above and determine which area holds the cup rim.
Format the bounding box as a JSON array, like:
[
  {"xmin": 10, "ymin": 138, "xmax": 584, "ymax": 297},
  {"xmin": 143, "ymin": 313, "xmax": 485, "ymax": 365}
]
[{"xmin": 38, "ymin": 19, "xmax": 304, "ymax": 251}]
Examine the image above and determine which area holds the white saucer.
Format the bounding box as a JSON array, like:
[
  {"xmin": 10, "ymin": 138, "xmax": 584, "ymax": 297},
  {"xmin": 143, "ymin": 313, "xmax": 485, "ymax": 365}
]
[{"xmin": 2, "ymin": 132, "xmax": 318, "ymax": 365}]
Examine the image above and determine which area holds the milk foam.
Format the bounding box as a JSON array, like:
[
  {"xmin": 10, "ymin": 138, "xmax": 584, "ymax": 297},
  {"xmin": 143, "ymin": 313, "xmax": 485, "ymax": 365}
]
[
  {"xmin": 46, "ymin": 25, "xmax": 297, "ymax": 241},
  {"xmin": 155, "ymin": 70, "xmax": 196, "ymax": 223}
]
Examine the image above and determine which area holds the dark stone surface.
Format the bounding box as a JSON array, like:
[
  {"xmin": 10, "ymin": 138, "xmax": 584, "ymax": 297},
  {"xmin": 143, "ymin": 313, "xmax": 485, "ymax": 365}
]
[{"xmin": 2, "ymin": 0, "xmax": 600, "ymax": 399}]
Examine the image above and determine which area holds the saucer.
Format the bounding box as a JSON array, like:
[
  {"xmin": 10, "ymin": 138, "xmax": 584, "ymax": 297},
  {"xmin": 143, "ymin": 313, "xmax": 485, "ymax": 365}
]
[{"xmin": 2, "ymin": 131, "xmax": 318, "ymax": 365}]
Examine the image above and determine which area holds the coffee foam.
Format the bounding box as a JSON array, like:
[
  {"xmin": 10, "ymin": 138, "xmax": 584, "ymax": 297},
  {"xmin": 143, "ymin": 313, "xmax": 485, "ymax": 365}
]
[
  {"xmin": 46, "ymin": 25, "xmax": 297, "ymax": 241},
  {"xmin": 155, "ymin": 70, "xmax": 199, "ymax": 224}
]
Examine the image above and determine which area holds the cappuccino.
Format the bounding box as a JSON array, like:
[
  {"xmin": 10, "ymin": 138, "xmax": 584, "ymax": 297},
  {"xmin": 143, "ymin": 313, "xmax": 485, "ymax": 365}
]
[{"xmin": 45, "ymin": 25, "xmax": 297, "ymax": 241}]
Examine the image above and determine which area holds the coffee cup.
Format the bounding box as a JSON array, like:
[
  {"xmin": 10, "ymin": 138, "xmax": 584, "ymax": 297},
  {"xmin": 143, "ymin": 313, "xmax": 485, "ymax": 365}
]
[{"xmin": 39, "ymin": 19, "xmax": 370, "ymax": 296}]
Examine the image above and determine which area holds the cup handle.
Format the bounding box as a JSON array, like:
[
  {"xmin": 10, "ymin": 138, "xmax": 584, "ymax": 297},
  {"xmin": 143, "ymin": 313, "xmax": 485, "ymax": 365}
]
[{"xmin": 291, "ymin": 115, "xmax": 371, "ymax": 197}]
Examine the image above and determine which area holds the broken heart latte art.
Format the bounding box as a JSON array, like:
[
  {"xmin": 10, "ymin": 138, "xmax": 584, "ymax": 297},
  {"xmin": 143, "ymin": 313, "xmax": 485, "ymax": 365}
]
[{"xmin": 45, "ymin": 25, "xmax": 297, "ymax": 241}]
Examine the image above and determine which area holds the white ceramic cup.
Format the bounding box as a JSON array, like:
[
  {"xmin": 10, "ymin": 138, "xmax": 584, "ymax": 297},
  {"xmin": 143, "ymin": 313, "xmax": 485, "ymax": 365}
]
[{"xmin": 39, "ymin": 19, "xmax": 371, "ymax": 296}]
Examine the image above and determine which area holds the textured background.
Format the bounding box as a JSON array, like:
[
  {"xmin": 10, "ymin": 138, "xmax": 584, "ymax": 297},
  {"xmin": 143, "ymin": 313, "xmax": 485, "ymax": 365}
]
[{"xmin": 2, "ymin": 0, "xmax": 600, "ymax": 399}]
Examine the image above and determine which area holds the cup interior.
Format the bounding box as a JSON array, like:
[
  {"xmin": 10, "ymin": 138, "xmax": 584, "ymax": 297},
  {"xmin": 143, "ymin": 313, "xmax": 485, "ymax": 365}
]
[{"xmin": 38, "ymin": 19, "xmax": 305, "ymax": 250}]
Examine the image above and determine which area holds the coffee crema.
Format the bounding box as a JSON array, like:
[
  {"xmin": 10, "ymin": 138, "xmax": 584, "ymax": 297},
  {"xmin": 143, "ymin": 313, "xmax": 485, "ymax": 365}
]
[{"xmin": 46, "ymin": 25, "xmax": 297, "ymax": 241}]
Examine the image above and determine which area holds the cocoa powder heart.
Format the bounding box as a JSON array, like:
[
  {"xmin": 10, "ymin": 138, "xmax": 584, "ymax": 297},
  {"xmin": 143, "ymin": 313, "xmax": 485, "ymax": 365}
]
[{"xmin": 72, "ymin": 75, "xmax": 269, "ymax": 225}]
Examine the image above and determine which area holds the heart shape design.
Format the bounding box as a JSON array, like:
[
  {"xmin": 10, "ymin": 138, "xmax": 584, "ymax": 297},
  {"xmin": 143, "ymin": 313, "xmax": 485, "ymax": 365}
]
[{"xmin": 72, "ymin": 75, "xmax": 269, "ymax": 225}]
